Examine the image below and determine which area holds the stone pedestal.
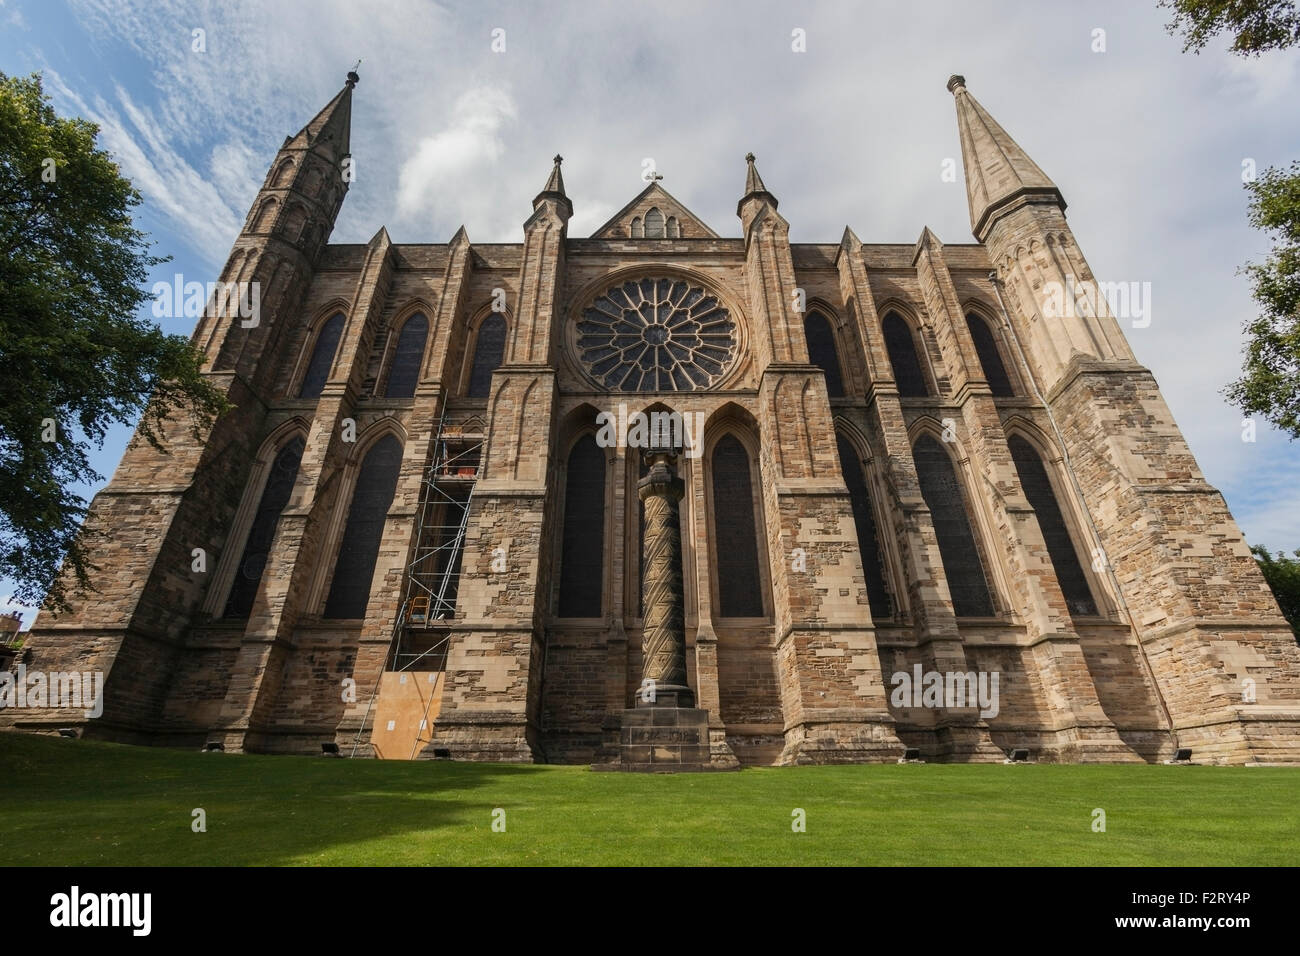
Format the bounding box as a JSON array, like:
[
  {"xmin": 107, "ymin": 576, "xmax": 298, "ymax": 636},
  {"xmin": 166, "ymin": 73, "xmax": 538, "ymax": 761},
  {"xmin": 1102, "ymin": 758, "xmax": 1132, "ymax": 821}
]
[{"xmin": 616, "ymin": 706, "xmax": 712, "ymax": 772}]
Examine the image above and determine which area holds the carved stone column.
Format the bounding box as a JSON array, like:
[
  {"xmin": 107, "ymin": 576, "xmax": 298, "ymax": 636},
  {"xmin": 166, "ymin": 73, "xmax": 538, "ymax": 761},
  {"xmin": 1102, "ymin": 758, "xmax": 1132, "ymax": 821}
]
[{"xmin": 637, "ymin": 447, "xmax": 692, "ymax": 707}]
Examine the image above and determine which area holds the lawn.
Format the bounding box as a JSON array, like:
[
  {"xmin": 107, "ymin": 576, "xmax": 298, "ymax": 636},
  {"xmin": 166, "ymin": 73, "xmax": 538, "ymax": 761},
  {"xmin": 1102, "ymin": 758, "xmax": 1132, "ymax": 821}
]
[{"xmin": 1, "ymin": 732, "xmax": 1296, "ymax": 866}]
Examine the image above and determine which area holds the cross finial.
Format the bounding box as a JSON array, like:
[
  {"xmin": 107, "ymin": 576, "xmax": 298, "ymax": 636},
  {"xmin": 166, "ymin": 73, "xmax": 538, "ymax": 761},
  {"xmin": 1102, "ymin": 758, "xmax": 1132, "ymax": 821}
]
[
  {"xmin": 745, "ymin": 152, "xmax": 756, "ymax": 163},
  {"xmin": 346, "ymin": 59, "xmax": 361, "ymax": 88},
  {"xmin": 554, "ymin": 154, "xmax": 563, "ymax": 165}
]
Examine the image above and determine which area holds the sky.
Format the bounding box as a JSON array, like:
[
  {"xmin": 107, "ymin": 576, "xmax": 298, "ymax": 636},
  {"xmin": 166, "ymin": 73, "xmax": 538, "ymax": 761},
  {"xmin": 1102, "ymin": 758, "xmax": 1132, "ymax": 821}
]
[{"xmin": 2, "ymin": 0, "xmax": 1298, "ymax": 625}]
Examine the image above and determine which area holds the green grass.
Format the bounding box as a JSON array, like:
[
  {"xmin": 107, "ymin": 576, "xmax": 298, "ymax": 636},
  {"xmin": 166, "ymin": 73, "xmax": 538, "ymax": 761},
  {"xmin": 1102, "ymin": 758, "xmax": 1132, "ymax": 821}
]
[{"xmin": 1, "ymin": 732, "xmax": 1296, "ymax": 865}]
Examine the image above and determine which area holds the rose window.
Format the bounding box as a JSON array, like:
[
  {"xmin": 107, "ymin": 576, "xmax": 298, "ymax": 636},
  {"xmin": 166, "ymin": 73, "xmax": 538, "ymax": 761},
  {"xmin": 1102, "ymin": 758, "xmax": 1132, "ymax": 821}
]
[{"xmin": 576, "ymin": 278, "xmax": 736, "ymax": 391}]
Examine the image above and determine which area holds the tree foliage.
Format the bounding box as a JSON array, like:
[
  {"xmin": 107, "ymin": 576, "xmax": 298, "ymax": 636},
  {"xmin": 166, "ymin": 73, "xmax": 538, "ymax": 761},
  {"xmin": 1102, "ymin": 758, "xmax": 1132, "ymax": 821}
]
[
  {"xmin": 1160, "ymin": 0, "xmax": 1300, "ymax": 55},
  {"xmin": 0, "ymin": 72, "xmax": 228, "ymax": 610},
  {"xmin": 1225, "ymin": 162, "xmax": 1300, "ymax": 436},
  {"xmin": 1252, "ymin": 545, "xmax": 1300, "ymax": 639}
]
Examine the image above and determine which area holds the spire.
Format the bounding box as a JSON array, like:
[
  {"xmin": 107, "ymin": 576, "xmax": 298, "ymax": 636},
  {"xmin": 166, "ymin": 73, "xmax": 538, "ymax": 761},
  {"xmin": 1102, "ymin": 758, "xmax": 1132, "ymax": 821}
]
[
  {"xmin": 533, "ymin": 154, "xmax": 573, "ymax": 217},
  {"xmin": 290, "ymin": 68, "xmax": 357, "ymax": 157},
  {"xmin": 947, "ymin": 74, "xmax": 1064, "ymax": 241},
  {"xmin": 737, "ymin": 152, "xmax": 778, "ymax": 214}
]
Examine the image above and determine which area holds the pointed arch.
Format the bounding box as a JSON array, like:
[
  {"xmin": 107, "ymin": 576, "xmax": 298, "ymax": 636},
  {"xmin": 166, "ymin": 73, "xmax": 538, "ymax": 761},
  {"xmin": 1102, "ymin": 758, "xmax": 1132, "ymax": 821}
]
[
  {"xmin": 383, "ymin": 312, "xmax": 428, "ymax": 398},
  {"xmin": 557, "ymin": 431, "xmax": 607, "ymax": 617},
  {"xmin": 271, "ymin": 159, "xmax": 295, "ymax": 188},
  {"xmin": 1006, "ymin": 433, "xmax": 1099, "ymax": 616},
  {"xmin": 965, "ymin": 309, "xmax": 1015, "ymax": 397},
  {"xmin": 803, "ymin": 309, "xmax": 845, "ymax": 397},
  {"xmin": 630, "ymin": 216, "xmax": 643, "ymax": 239},
  {"xmin": 466, "ymin": 312, "xmax": 508, "ymax": 398},
  {"xmin": 280, "ymin": 202, "xmax": 309, "ymax": 243},
  {"xmin": 322, "ymin": 432, "xmax": 404, "ymax": 619},
  {"xmin": 644, "ymin": 207, "xmax": 665, "ymax": 239},
  {"xmin": 297, "ymin": 311, "xmax": 344, "ymax": 398},
  {"xmin": 252, "ymin": 197, "xmax": 278, "ymax": 233},
  {"xmin": 835, "ymin": 430, "xmax": 893, "ymax": 619},
  {"xmin": 223, "ymin": 433, "xmax": 306, "ymax": 619},
  {"xmin": 666, "ymin": 216, "xmax": 680, "ymax": 239},
  {"xmin": 882, "ymin": 310, "xmax": 931, "ymax": 397},
  {"xmin": 708, "ymin": 430, "xmax": 766, "ymax": 618},
  {"xmin": 912, "ymin": 433, "xmax": 994, "ymax": 617}
]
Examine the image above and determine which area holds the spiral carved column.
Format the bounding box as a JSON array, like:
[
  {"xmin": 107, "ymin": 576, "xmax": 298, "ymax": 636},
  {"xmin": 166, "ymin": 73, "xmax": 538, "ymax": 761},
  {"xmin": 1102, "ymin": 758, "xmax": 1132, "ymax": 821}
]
[{"xmin": 637, "ymin": 448, "xmax": 692, "ymax": 707}]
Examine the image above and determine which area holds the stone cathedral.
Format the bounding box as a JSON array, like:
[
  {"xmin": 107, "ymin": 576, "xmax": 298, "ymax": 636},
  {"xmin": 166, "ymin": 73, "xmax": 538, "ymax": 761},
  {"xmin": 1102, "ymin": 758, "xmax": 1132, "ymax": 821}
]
[{"xmin": 7, "ymin": 71, "xmax": 1300, "ymax": 767}]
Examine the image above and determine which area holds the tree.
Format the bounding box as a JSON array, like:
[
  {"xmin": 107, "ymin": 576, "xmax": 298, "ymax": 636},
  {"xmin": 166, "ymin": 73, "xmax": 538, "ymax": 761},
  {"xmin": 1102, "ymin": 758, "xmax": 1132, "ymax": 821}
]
[
  {"xmin": 1252, "ymin": 545, "xmax": 1300, "ymax": 640},
  {"xmin": 1160, "ymin": 0, "xmax": 1300, "ymax": 55},
  {"xmin": 1160, "ymin": 1, "xmax": 1300, "ymax": 437},
  {"xmin": 1225, "ymin": 164, "xmax": 1300, "ymax": 436},
  {"xmin": 0, "ymin": 72, "xmax": 227, "ymax": 611}
]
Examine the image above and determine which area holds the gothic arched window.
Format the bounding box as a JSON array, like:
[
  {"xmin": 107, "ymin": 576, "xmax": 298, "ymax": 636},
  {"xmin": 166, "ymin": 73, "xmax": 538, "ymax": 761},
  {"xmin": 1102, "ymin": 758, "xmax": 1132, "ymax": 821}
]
[
  {"xmin": 883, "ymin": 312, "xmax": 930, "ymax": 397},
  {"xmin": 224, "ymin": 435, "xmax": 306, "ymax": 619},
  {"xmin": 631, "ymin": 217, "xmax": 643, "ymax": 239},
  {"xmin": 298, "ymin": 312, "xmax": 344, "ymax": 399},
  {"xmin": 1008, "ymin": 435, "xmax": 1098, "ymax": 616},
  {"xmin": 966, "ymin": 313, "xmax": 1015, "ymax": 397},
  {"xmin": 323, "ymin": 434, "xmax": 404, "ymax": 619},
  {"xmin": 912, "ymin": 434, "xmax": 994, "ymax": 617},
  {"xmin": 384, "ymin": 314, "xmax": 428, "ymax": 398},
  {"xmin": 557, "ymin": 434, "xmax": 606, "ymax": 617},
  {"xmin": 467, "ymin": 314, "xmax": 506, "ymax": 398},
  {"xmin": 836, "ymin": 435, "xmax": 892, "ymax": 619},
  {"xmin": 666, "ymin": 216, "xmax": 680, "ymax": 239},
  {"xmin": 804, "ymin": 311, "xmax": 845, "ymax": 397},
  {"xmin": 644, "ymin": 208, "xmax": 665, "ymax": 238},
  {"xmin": 711, "ymin": 434, "xmax": 765, "ymax": 617}
]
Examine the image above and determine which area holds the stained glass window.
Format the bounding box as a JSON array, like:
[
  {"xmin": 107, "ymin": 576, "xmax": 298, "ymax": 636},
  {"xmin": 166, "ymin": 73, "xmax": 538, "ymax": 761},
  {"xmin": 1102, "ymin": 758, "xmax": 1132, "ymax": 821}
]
[
  {"xmin": 883, "ymin": 312, "xmax": 930, "ymax": 397},
  {"xmin": 224, "ymin": 436, "xmax": 305, "ymax": 619},
  {"xmin": 323, "ymin": 434, "xmax": 403, "ymax": 619},
  {"xmin": 836, "ymin": 435, "xmax": 892, "ymax": 619},
  {"xmin": 912, "ymin": 434, "xmax": 994, "ymax": 616},
  {"xmin": 805, "ymin": 311, "xmax": 845, "ymax": 397},
  {"xmin": 712, "ymin": 434, "xmax": 765, "ymax": 617},
  {"xmin": 1008, "ymin": 435, "xmax": 1097, "ymax": 616},
  {"xmin": 468, "ymin": 314, "xmax": 506, "ymax": 398},
  {"xmin": 966, "ymin": 313, "xmax": 1014, "ymax": 397},
  {"xmin": 299, "ymin": 313, "xmax": 343, "ymax": 399},
  {"xmin": 384, "ymin": 314, "xmax": 427, "ymax": 398},
  {"xmin": 557, "ymin": 435, "xmax": 605, "ymax": 617},
  {"xmin": 576, "ymin": 278, "xmax": 736, "ymax": 391}
]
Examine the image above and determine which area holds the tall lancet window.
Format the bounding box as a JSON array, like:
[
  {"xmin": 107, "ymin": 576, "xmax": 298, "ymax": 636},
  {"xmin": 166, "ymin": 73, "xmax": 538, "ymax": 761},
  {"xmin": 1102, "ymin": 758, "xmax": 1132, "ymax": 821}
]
[
  {"xmin": 557, "ymin": 435, "xmax": 605, "ymax": 617},
  {"xmin": 384, "ymin": 314, "xmax": 428, "ymax": 398},
  {"xmin": 324, "ymin": 434, "xmax": 404, "ymax": 619},
  {"xmin": 804, "ymin": 311, "xmax": 845, "ymax": 397},
  {"xmin": 1008, "ymin": 435, "xmax": 1098, "ymax": 616},
  {"xmin": 966, "ymin": 313, "xmax": 1015, "ymax": 397},
  {"xmin": 835, "ymin": 435, "xmax": 892, "ymax": 619},
  {"xmin": 912, "ymin": 434, "xmax": 994, "ymax": 617},
  {"xmin": 298, "ymin": 313, "xmax": 344, "ymax": 399},
  {"xmin": 644, "ymin": 208, "xmax": 665, "ymax": 238},
  {"xmin": 711, "ymin": 434, "xmax": 765, "ymax": 617},
  {"xmin": 467, "ymin": 314, "xmax": 507, "ymax": 398},
  {"xmin": 224, "ymin": 435, "xmax": 306, "ymax": 619},
  {"xmin": 882, "ymin": 312, "xmax": 930, "ymax": 397}
]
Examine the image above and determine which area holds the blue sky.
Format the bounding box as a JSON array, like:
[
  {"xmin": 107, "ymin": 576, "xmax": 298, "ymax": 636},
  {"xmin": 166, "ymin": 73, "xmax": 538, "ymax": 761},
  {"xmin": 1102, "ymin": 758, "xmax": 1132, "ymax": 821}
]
[{"xmin": 2, "ymin": 0, "xmax": 1298, "ymax": 624}]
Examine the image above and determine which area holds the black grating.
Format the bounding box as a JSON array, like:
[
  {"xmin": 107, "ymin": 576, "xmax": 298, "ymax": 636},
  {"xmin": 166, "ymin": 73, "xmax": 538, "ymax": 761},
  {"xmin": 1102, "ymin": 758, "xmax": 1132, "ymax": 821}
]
[
  {"xmin": 384, "ymin": 314, "xmax": 427, "ymax": 398},
  {"xmin": 323, "ymin": 435, "xmax": 404, "ymax": 619},
  {"xmin": 882, "ymin": 312, "xmax": 930, "ymax": 397},
  {"xmin": 298, "ymin": 313, "xmax": 344, "ymax": 399},
  {"xmin": 1008, "ymin": 435, "xmax": 1098, "ymax": 616},
  {"xmin": 912, "ymin": 435, "xmax": 994, "ymax": 617},
  {"xmin": 711, "ymin": 434, "xmax": 765, "ymax": 617},
  {"xmin": 835, "ymin": 435, "xmax": 893, "ymax": 619},
  {"xmin": 224, "ymin": 436, "xmax": 305, "ymax": 619},
  {"xmin": 557, "ymin": 435, "xmax": 606, "ymax": 617},
  {"xmin": 966, "ymin": 313, "xmax": 1014, "ymax": 397},
  {"xmin": 804, "ymin": 311, "xmax": 845, "ymax": 397},
  {"xmin": 467, "ymin": 315, "xmax": 506, "ymax": 398}
]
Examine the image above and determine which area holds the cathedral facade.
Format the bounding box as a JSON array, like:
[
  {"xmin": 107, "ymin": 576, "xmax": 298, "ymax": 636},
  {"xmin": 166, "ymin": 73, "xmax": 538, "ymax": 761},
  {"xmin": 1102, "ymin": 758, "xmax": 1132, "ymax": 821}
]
[{"xmin": 7, "ymin": 72, "xmax": 1300, "ymax": 765}]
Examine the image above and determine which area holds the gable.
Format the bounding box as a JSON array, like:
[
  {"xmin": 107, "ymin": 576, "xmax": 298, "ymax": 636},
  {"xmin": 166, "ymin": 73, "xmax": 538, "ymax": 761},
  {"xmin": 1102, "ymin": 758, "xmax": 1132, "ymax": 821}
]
[{"xmin": 590, "ymin": 183, "xmax": 719, "ymax": 239}]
